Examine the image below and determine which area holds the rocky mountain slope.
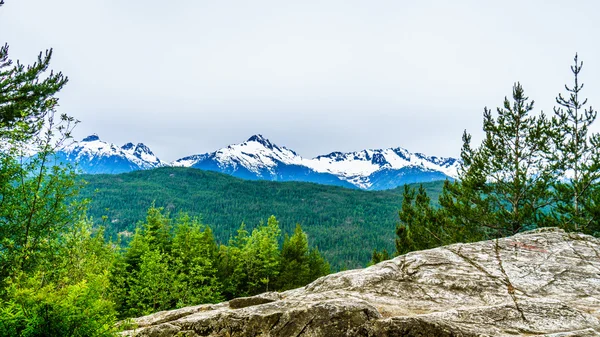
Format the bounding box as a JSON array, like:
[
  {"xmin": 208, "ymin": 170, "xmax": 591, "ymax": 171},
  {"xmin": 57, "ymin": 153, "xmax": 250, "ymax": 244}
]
[
  {"xmin": 121, "ymin": 228, "xmax": 600, "ymax": 336},
  {"xmin": 173, "ymin": 134, "xmax": 460, "ymax": 190}
]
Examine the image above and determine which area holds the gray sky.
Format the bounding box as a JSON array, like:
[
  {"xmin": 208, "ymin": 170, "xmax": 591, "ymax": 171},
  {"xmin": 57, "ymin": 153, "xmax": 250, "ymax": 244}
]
[{"xmin": 1, "ymin": 0, "xmax": 599, "ymax": 162}]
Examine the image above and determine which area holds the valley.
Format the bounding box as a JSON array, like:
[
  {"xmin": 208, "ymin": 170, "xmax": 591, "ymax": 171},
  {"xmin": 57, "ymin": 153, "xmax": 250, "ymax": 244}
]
[{"xmin": 79, "ymin": 167, "xmax": 445, "ymax": 269}]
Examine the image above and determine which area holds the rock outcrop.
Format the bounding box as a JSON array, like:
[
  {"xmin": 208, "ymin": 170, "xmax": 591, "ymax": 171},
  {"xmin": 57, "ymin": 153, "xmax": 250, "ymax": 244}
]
[{"xmin": 121, "ymin": 228, "xmax": 600, "ymax": 336}]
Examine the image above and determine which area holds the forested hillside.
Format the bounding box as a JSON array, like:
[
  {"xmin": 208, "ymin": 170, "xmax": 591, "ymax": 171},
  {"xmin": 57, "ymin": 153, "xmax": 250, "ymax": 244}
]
[{"xmin": 79, "ymin": 167, "xmax": 444, "ymax": 269}]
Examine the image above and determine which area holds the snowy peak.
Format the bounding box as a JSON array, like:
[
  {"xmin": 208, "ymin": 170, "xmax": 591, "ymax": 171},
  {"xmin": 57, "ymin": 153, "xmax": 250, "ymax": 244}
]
[
  {"xmin": 173, "ymin": 135, "xmax": 301, "ymax": 173},
  {"xmin": 61, "ymin": 133, "xmax": 459, "ymax": 189},
  {"xmin": 197, "ymin": 135, "xmax": 302, "ymax": 175},
  {"xmin": 172, "ymin": 134, "xmax": 459, "ymax": 190},
  {"xmin": 133, "ymin": 143, "xmax": 154, "ymax": 156},
  {"xmin": 121, "ymin": 142, "xmax": 135, "ymax": 151},
  {"xmin": 247, "ymin": 134, "xmax": 275, "ymax": 149},
  {"xmin": 57, "ymin": 135, "xmax": 166, "ymax": 174},
  {"xmin": 82, "ymin": 134, "xmax": 100, "ymax": 142},
  {"xmin": 121, "ymin": 142, "xmax": 159, "ymax": 164},
  {"xmin": 304, "ymin": 147, "xmax": 459, "ymax": 189}
]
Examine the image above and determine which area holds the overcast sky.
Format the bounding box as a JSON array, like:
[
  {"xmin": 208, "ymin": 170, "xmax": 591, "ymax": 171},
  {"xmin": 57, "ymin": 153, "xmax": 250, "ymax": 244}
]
[{"xmin": 1, "ymin": 0, "xmax": 599, "ymax": 161}]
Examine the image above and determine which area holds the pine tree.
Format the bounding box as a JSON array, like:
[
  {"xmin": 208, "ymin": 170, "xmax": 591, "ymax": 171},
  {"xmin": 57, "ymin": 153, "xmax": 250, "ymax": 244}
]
[
  {"xmin": 549, "ymin": 54, "xmax": 600, "ymax": 234},
  {"xmin": 277, "ymin": 224, "xmax": 310, "ymax": 290},
  {"xmin": 395, "ymin": 184, "xmax": 461, "ymax": 255},
  {"xmin": 0, "ymin": 0, "xmax": 80, "ymax": 295},
  {"xmin": 216, "ymin": 223, "xmax": 249, "ymax": 298},
  {"xmin": 127, "ymin": 249, "xmax": 173, "ymax": 316},
  {"xmin": 369, "ymin": 248, "xmax": 390, "ymax": 265},
  {"xmin": 142, "ymin": 205, "xmax": 172, "ymax": 253},
  {"xmin": 0, "ymin": 43, "xmax": 68, "ymax": 140},
  {"xmin": 441, "ymin": 83, "xmax": 554, "ymax": 237},
  {"xmin": 306, "ymin": 246, "xmax": 330, "ymax": 282},
  {"xmin": 171, "ymin": 215, "xmax": 222, "ymax": 307},
  {"xmin": 243, "ymin": 216, "xmax": 281, "ymax": 294}
]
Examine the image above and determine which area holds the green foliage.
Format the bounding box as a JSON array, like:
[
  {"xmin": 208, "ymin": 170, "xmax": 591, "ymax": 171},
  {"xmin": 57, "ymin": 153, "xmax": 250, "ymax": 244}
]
[
  {"xmin": 0, "ymin": 43, "xmax": 68, "ymax": 139},
  {"xmin": 126, "ymin": 249, "xmax": 173, "ymax": 316},
  {"xmin": 78, "ymin": 168, "xmax": 445, "ymax": 269},
  {"xmin": 171, "ymin": 216, "xmax": 221, "ymax": 307},
  {"xmin": 243, "ymin": 216, "xmax": 281, "ymax": 293},
  {"xmin": 441, "ymin": 83, "xmax": 554, "ymax": 238},
  {"xmin": 0, "ymin": 36, "xmax": 79, "ymax": 285},
  {"xmin": 369, "ymin": 248, "xmax": 389, "ymax": 265},
  {"xmin": 114, "ymin": 207, "xmax": 330, "ymax": 319},
  {"xmin": 216, "ymin": 223, "xmax": 249, "ymax": 299},
  {"xmin": 277, "ymin": 224, "xmax": 310, "ymax": 290},
  {"xmin": 277, "ymin": 224, "xmax": 329, "ymax": 290},
  {"xmin": 549, "ymin": 55, "xmax": 600, "ymax": 234},
  {"xmin": 0, "ymin": 33, "xmax": 117, "ymax": 336},
  {"xmin": 112, "ymin": 207, "xmax": 223, "ymax": 318},
  {"xmin": 0, "ymin": 220, "xmax": 118, "ymax": 337},
  {"xmin": 395, "ymin": 184, "xmax": 471, "ymax": 255},
  {"xmin": 307, "ymin": 247, "xmax": 330, "ymax": 281},
  {"xmin": 142, "ymin": 205, "xmax": 172, "ymax": 253},
  {"xmin": 0, "ymin": 115, "xmax": 80, "ymax": 287},
  {"xmin": 217, "ymin": 217, "xmax": 329, "ymax": 298}
]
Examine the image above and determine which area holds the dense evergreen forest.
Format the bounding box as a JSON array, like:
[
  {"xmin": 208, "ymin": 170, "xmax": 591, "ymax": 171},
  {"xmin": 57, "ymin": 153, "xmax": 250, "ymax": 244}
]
[
  {"xmin": 109, "ymin": 207, "xmax": 331, "ymax": 319},
  {"xmin": 78, "ymin": 168, "xmax": 444, "ymax": 269}
]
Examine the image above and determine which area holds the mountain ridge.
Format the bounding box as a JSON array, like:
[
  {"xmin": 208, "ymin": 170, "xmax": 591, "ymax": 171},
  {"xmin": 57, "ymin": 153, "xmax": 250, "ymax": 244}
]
[{"xmin": 58, "ymin": 134, "xmax": 459, "ymax": 190}]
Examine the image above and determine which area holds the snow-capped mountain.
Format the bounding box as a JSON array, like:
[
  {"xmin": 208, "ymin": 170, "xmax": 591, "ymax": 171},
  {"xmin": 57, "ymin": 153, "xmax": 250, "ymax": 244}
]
[
  {"xmin": 56, "ymin": 133, "xmax": 458, "ymax": 189},
  {"xmin": 172, "ymin": 134, "xmax": 460, "ymax": 190},
  {"xmin": 55, "ymin": 134, "xmax": 166, "ymax": 174},
  {"xmin": 172, "ymin": 135, "xmax": 355, "ymax": 188},
  {"xmin": 305, "ymin": 148, "xmax": 459, "ymax": 190}
]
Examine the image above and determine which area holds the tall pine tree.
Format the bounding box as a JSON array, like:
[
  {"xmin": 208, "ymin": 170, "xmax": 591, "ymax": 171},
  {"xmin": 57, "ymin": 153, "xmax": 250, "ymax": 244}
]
[
  {"xmin": 550, "ymin": 54, "xmax": 600, "ymax": 234},
  {"xmin": 441, "ymin": 83, "xmax": 554, "ymax": 237}
]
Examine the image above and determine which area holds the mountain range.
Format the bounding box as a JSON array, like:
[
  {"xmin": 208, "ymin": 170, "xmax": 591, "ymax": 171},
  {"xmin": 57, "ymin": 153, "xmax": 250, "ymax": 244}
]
[{"xmin": 56, "ymin": 134, "xmax": 459, "ymax": 190}]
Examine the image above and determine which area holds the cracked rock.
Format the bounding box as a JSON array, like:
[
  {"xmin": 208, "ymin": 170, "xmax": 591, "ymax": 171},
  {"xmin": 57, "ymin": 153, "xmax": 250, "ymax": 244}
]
[{"xmin": 121, "ymin": 228, "xmax": 600, "ymax": 337}]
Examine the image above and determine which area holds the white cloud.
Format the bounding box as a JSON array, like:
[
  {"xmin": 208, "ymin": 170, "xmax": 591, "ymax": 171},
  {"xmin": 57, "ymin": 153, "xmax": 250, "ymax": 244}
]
[{"xmin": 1, "ymin": 0, "xmax": 599, "ymax": 161}]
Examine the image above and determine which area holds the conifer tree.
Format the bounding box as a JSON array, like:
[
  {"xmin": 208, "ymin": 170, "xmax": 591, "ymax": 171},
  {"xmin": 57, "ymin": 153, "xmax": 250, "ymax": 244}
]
[
  {"xmin": 0, "ymin": 43, "xmax": 68, "ymax": 140},
  {"xmin": 116, "ymin": 208, "xmax": 224, "ymax": 317},
  {"xmin": 277, "ymin": 224, "xmax": 310, "ymax": 290},
  {"xmin": 369, "ymin": 248, "xmax": 390, "ymax": 265},
  {"xmin": 216, "ymin": 223, "xmax": 249, "ymax": 298},
  {"xmin": 143, "ymin": 205, "xmax": 172, "ymax": 253},
  {"xmin": 306, "ymin": 246, "xmax": 330, "ymax": 281},
  {"xmin": 549, "ymin": 55, "xmax": 600, "ymax": 234},
  {"xmin": 440, "ymin": 83, "xmax": 554, "ymax": 237},
  {"xmin": 395, "ymin": 184, "xmax": 460, "ymax": 255},
  {"xmin": 171, "ymin": 215, "xmax": 221, "ymax": 307},
  {"xmin": 0, "ymin": 39, "xmax": 78, "ymax": 283},
  {"xmin": 127, "ymin": 249, "xmax": 173, "ymax": 316},
  {"xmin": 243, "ymin": 216, "xmax": 281, "ymax": 293},
  {"xmin": 0, "ymin": 4, "xmax": 117, "ymax": 333},
  {"xmin": 276, "ymin": 224, "xmax": 328, "ymax": 290}
]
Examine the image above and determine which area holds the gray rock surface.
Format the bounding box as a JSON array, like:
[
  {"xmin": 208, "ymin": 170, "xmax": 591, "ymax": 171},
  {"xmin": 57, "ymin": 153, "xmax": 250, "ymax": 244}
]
[{"xmin": 121, "ymin": 228, "xmax": 600, "ymax": 336}]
